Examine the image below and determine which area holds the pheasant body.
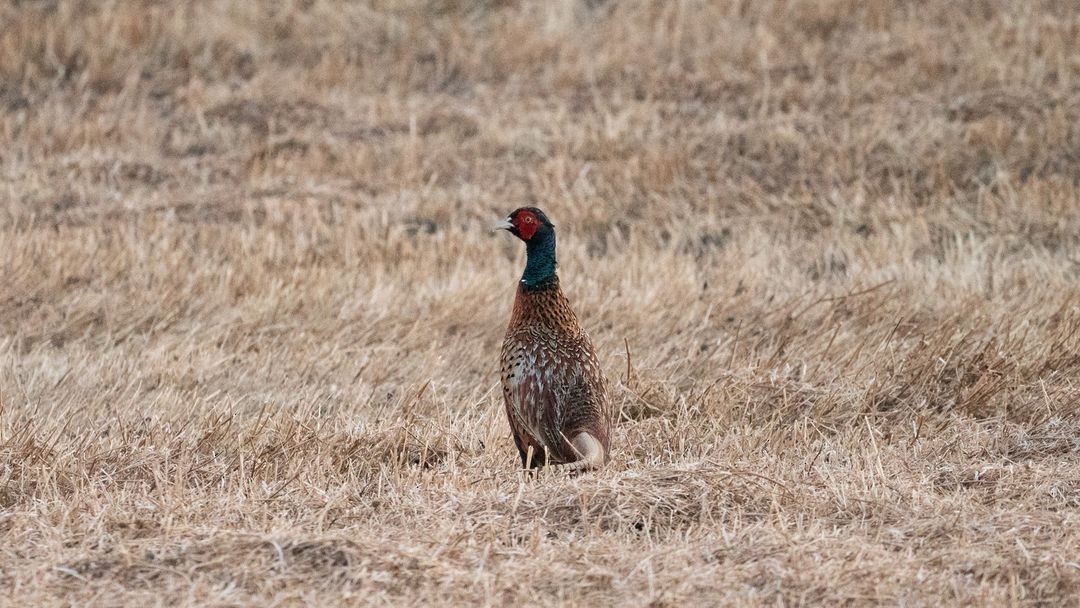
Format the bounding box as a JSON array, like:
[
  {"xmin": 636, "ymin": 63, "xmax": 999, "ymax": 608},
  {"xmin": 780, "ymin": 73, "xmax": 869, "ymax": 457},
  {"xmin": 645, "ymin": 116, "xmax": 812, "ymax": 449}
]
[{"xmin": 495, "ymin": 208, "xmax": 611, "ymax": 470}]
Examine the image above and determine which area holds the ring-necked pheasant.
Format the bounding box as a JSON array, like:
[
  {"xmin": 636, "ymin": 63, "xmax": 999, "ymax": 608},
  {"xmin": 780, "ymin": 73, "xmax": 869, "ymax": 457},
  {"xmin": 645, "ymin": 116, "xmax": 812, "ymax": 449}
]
[{"xmin": 494, "ymin": 207, "xmax": 611, "ymax": 472}]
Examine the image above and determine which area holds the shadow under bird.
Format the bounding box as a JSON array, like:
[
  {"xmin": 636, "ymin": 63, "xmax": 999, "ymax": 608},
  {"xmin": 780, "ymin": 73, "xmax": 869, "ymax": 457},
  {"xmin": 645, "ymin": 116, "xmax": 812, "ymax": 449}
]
[{"xmin": 494, "ymin": 207, "xmax": 612, "ymax": 472}]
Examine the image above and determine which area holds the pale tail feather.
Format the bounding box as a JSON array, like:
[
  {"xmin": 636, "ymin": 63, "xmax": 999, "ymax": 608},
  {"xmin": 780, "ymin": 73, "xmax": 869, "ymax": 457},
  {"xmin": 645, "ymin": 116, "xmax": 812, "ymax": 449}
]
[{"xmin": 549, "ymin": 431, "xmax": 606, "ymax": 472}]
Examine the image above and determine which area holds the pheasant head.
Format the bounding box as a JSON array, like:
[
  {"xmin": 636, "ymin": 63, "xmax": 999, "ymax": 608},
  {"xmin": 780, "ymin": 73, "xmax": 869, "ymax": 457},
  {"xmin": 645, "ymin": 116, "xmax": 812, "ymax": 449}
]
[{"xmin": 494, "ymin": 207, "xmax": 557, "ymax": 288}]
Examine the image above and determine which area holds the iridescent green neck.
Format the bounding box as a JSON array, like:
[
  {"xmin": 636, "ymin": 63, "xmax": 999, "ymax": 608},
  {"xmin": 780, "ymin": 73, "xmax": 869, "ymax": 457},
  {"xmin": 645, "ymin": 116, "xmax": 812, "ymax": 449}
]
[{"xmin": 522, "ymin": 230, "xmax": 556, "ymax": 289}]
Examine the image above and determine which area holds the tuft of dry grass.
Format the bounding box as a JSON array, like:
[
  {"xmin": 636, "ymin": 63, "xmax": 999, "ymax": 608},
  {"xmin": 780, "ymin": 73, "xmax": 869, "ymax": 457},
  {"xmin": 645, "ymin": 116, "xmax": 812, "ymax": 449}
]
[{"xmin": 2, "ymin": 1, "xmax": 1079, "ymax": 605}]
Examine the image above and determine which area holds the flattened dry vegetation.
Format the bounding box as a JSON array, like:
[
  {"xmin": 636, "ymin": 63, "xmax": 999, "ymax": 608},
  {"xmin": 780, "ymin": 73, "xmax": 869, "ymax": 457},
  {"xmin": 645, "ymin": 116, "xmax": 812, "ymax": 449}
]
[{"xmin": 1, "ymin": 1, "xmax": 1079, "ymax": 605}]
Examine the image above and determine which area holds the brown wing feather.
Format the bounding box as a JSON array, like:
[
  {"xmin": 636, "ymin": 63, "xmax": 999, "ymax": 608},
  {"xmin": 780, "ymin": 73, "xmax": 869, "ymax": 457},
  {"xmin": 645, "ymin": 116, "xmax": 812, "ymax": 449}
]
[
  {"xmin": 501, "ymin": 336, "xmax": 559, "ymax": 465},
  {"xmin": 500, "ymin": 278, "xmax": 611, "ymax": 468},
  {"xmin": 500, "ymin": 328, "xmax": 609, "ymax": 466}
]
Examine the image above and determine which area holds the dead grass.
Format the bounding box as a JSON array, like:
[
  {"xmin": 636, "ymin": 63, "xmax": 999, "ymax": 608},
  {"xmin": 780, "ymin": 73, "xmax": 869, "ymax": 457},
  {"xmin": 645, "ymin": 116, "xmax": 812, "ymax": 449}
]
[{"xmin": 1, "ymin": 0, "xmax": 1079, "ymax": 605}]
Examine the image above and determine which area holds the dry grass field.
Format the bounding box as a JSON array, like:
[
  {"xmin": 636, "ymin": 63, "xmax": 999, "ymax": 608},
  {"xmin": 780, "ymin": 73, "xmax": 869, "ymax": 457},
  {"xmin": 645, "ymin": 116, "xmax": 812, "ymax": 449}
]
[{"xmin": 2, "ymin": 0, "xmax": 1080, "ymax": 605}]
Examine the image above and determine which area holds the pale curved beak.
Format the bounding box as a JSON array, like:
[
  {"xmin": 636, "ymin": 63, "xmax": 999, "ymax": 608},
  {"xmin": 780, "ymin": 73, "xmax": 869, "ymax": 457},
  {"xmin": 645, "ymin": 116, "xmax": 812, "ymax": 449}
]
[{"xmin": 492, "ymin": 218, "xmax": 514, "ymax": 232}]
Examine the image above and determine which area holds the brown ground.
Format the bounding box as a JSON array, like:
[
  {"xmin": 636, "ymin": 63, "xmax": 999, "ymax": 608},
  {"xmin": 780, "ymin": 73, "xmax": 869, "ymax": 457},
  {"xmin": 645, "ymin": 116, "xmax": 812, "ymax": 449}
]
[{"xmin": 2, "ymin": 1, "xmax": 1079, "ymax": 605}]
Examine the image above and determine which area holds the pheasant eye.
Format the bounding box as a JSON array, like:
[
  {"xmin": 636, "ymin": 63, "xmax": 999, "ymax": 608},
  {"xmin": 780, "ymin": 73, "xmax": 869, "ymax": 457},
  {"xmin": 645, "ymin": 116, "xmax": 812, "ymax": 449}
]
[{"xmin": 524, "ymin": 216, "xmax": 534, "ymax": 224}]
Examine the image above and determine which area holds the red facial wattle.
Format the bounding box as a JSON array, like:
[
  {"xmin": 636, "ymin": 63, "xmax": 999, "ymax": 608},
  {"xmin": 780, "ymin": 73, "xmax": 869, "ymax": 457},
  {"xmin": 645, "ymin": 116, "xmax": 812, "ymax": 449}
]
[{"xmin": 515, "ymin": 213, "xmax": 540, "ymax": 241}]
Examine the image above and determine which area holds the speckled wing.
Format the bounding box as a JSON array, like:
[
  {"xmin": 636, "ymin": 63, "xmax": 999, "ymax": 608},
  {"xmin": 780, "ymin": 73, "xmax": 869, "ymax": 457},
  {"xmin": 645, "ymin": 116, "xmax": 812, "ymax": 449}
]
[
  {"xmin": 500, "ymin": 329, "xmax": 608, "ymax": 464},
  {"xmin": 500, "ymin": 334, "xmax": 554, "ymax": 462}
]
